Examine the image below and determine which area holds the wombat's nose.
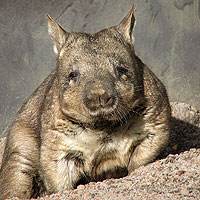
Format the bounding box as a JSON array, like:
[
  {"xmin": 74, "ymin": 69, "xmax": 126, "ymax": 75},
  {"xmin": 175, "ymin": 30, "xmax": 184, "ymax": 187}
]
[
  {"xmin": 89, "ymin": 88, "xmax": 113, "ymax": 106},
  {"xmin": 83, "ymin": 81, "xmax": 115, "ymax": 112}
]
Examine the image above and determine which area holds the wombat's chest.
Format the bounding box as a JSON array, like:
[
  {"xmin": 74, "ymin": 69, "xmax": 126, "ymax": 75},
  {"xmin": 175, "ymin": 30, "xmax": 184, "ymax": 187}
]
[{"xmin": 56, "ymin": 124, "xmax": 147, "ymax": 180}]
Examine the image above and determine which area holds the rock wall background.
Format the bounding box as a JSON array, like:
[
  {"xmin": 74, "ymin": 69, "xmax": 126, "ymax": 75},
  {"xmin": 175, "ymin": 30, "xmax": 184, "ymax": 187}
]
[{"xmin": 0, "ymin": 0, "xmax": 200, "ymax": 137}]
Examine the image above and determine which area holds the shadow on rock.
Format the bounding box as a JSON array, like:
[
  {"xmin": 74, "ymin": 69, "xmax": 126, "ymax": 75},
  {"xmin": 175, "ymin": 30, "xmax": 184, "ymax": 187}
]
[{"xmin": 159, "ymin": 102, "xmax": 200, "ymax": 159}]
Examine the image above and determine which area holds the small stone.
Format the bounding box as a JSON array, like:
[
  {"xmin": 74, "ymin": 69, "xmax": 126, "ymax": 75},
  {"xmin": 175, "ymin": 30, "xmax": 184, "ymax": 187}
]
[
  {"xmin": 77, "ymin": 184, "xmax": 85, "ymax": 190},
  {"xmin": 180, "ymin": 188, "xmax": 190, "ymax": 196},
  {"xmin": 126, "ymin": 181, "xmax": 132, "ymax": 187},
  {"xmin": 146, "ymin": 182, "xmax": 153, "ymax": 185}
]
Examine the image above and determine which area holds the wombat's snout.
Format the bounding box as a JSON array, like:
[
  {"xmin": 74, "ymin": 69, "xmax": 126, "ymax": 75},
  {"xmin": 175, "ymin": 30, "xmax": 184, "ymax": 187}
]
[{"xmin": 83, "ymin": 80, "xmax": 116, "ymax": 114}]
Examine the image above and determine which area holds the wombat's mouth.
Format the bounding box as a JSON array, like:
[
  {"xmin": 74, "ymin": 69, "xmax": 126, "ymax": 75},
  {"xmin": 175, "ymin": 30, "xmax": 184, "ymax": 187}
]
[{"xmin": 70, "ymin": 103, "xmax": 146, "ymax": 130}]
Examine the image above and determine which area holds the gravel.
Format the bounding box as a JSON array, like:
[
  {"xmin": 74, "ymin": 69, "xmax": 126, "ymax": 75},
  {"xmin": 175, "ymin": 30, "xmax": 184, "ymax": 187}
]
[{"xmin": 0, "ymin": 102, "xmax": 200, "ymax": 200}]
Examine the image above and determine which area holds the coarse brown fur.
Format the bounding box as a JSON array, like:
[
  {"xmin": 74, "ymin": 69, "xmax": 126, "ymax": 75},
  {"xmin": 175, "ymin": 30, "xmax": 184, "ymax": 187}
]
[{"xmin": 0, "ymin": 5, "xmax": 171, "ymax": 199}]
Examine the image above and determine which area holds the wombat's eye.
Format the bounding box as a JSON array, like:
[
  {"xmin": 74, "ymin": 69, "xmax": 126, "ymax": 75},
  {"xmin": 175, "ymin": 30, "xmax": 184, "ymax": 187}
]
[
  {"xmin": 116, "ymin": 66, "xmax": 128, "ymax": 81},
  {"xmin": 68, "ymin": 71, "xmax": 79, "ymax": 81},
  {"xmin": 116, "ymin": 66, "xmax": 128, "ymax": 75}
]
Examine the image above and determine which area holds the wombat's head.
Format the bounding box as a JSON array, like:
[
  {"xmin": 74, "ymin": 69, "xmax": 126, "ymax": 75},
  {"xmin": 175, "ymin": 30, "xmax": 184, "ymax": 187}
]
[{"xmin": 47, "ymin": 5, "xmax": 144, "ymax": 127}]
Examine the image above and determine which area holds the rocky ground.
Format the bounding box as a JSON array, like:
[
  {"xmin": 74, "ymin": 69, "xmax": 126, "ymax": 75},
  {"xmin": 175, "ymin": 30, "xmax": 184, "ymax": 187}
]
[{"xmin": 0, "ymin": 102, "xmax": 200, "ymax": 200}]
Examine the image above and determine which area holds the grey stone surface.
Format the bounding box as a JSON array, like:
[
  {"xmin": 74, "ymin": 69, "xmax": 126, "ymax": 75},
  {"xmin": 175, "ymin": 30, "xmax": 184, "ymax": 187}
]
[{"xmin": 0, "ymin": 0, "xmax": 200, "ymax": 137}]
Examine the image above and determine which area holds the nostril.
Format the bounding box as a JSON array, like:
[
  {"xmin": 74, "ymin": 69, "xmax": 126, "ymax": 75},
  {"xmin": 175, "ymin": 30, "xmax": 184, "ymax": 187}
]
[
  {"xmin": 99, "ymin": 94, "xmax": 113, "ymax": 107},
  {"xmin": 105, "ymin": 96, "xmax": 113, "ymax": 105}
]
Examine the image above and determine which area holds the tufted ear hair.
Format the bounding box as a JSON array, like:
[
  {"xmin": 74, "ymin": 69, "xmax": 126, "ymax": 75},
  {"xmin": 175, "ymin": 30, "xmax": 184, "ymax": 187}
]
[
  {"xmin": 116, "ymin": 4, "xmax": 136, "ymax": 44},
  {"xmin": 47, "ymin": 14, "xmax": 69, "ymax": 54}
]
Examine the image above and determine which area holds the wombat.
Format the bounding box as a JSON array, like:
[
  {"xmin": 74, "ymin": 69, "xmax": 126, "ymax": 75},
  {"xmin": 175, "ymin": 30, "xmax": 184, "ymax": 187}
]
[{"xmin": 0, "ymin": 5, "xmax": 171, "ymax": 199}]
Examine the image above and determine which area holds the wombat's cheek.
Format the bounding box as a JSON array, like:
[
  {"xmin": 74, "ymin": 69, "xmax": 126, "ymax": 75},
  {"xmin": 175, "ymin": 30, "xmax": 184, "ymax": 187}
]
[
  {"xmin": 115, "ymin": 81, "xmax": 135, "ymax": 103},
  {"xmin": 59, "ymin": 93, "xmax": 92, "ymax": 122}
]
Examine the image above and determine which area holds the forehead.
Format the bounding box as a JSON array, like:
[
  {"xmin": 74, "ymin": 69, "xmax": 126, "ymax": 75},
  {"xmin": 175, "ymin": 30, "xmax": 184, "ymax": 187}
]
[{"xmin": 60, "ymin": 30, "xmax": 133, "ymax": 66}]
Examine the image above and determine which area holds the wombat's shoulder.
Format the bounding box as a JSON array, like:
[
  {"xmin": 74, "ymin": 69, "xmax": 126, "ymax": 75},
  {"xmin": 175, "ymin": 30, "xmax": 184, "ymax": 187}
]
[
  {"xmin": 16, "ymin": 70, "xmax": 56, "ymax": 127},
  {"xmin": 136, "ymin": 56, "xmax": 168, "ymax": 102}
]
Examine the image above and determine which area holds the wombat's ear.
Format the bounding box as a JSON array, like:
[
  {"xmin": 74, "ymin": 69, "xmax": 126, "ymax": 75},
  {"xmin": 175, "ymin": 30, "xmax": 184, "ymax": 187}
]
[
  {"xmin": 47, "ymin": 14, "xmax": 69, "ymax": 54},
  {"xmin": 116, "ymin": 4, "xmax": 136, "ymax": 44}
]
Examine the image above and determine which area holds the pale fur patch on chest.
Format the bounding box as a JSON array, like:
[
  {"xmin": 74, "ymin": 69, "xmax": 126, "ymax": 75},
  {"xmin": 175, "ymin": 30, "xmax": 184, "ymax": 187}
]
[{"xmin": 55, "ymin": 119, "xmax": 147, "ymax": 175}]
